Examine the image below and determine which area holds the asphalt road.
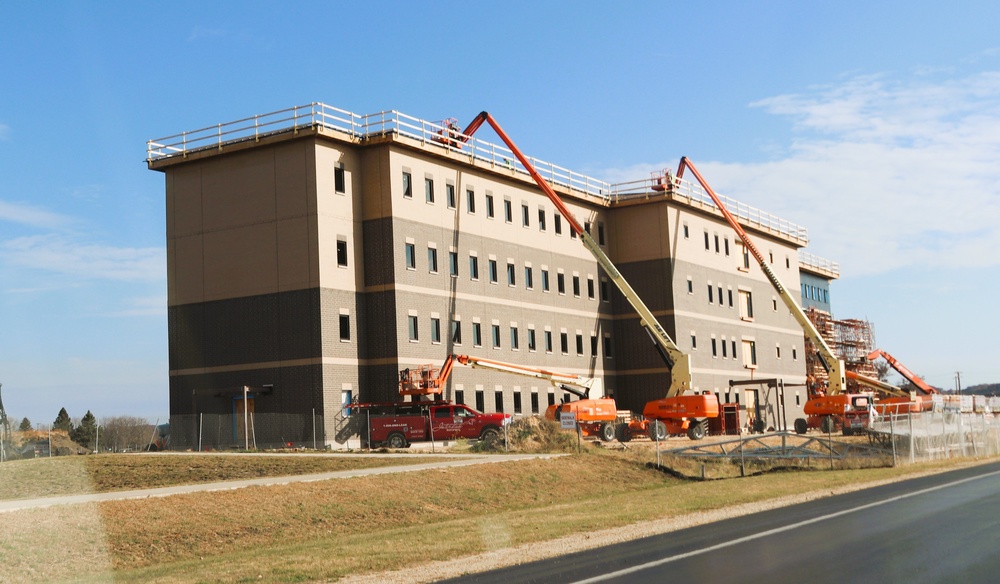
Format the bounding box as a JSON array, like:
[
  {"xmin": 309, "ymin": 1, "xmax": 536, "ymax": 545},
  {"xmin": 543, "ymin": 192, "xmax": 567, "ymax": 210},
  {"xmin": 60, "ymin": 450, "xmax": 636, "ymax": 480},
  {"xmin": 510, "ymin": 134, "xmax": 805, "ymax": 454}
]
[{"xmin": 444, "ymin": 461, "xmax": 1000, "ymax": 584}]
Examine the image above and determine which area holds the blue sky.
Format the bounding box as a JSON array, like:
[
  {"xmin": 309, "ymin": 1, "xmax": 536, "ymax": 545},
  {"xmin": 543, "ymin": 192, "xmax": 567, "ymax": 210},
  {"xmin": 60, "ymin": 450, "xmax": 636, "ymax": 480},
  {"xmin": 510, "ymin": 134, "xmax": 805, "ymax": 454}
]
[{"xmin": 1, "ymin": 1, "xmax": 998, "ymax": 424}]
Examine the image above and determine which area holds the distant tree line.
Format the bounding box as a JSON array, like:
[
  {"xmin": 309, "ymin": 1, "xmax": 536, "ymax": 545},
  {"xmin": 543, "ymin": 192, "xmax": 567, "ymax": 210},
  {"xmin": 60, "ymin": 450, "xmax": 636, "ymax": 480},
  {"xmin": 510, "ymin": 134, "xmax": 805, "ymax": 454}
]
[{"xmin": 15, "ymin": 408, "xmax": 155, "ymax": 452}]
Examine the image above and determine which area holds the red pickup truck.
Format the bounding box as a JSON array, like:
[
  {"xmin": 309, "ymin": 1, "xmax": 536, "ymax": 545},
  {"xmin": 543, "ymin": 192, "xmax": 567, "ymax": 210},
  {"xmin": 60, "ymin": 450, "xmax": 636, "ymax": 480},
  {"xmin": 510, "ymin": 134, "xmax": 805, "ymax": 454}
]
[{"xmin": 351, "ymin": 400, "xmax": 511, "ymax": 448}]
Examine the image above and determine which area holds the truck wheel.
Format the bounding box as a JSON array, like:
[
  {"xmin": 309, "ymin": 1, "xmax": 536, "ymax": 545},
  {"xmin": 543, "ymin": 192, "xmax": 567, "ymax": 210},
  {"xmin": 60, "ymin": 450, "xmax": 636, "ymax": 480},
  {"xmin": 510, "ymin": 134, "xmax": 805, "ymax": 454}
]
[
  {"xmin": 599, "ymin": 422, "xmax": 616, "ymax": 442},
  {"xmin": 386, "ymin": 433, "xmax": 407, "ymax": 449},
  {"xmin": 648, "ymin": 420, "xmax": 668, "ymax": 442},
  {"xmin": 686, "ymin": 420, "xmax": 706, "ymax": 440},
  {"xmin": 820, "ymin": 416, "xmax": 836, "ymax": 434},
  {"xmin": 753, "ymin": 419, "xmax": 766, "ymax": 434},
  {"xmin": 479, "ymin": 426, "xmax": 500, "ymax": 446},
  {"xmin": 794, "ymin": 418, "xmax": 808, "ymax": 435},
  {"xmin": 615, "ymin": 423, "xmax": 632, "ymax": 443}
]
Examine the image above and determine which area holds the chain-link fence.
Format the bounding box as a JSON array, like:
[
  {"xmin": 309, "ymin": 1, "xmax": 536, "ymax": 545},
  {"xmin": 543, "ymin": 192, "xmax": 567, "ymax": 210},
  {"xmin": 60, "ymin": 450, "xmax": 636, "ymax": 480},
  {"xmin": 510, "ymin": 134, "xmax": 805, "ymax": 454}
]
[
  {"xmin": 169, "ymin": 412, "xmax": 325, "ymax": 451},
  {"xmin": 868, "ymin": 411, "xmax": 1000, "ymax": 464}
]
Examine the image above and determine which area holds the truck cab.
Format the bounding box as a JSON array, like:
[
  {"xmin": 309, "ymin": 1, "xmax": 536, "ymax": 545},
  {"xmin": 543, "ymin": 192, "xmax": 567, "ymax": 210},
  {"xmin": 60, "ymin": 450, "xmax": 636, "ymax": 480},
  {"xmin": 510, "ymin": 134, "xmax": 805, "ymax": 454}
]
[{"xmin": 355, "ymin": 401, "xmax": 510, "ymax": 448}]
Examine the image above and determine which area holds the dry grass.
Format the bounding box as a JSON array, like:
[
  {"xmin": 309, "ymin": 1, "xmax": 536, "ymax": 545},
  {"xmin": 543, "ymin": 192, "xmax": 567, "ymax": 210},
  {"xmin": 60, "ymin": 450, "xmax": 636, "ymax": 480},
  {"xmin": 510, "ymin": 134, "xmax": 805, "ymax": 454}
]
[{"xmin": 0, "ymin": 453, "xmax": 442, "ymax": 501}]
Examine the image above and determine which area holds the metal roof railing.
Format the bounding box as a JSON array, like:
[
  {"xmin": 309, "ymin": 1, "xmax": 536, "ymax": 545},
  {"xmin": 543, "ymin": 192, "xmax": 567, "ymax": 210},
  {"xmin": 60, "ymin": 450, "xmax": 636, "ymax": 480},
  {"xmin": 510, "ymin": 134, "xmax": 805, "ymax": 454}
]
[{"xmin": 799, "ymin": 251, "xmax": 841, "ymax": 277}]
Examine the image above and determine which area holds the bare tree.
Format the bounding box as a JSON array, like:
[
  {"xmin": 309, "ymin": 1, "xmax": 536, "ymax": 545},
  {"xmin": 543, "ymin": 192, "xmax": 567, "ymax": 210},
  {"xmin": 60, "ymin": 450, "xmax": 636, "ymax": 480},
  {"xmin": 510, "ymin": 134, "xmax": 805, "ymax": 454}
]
[{"xmin": 99, "ymin": 416, "xmax": 152, "ymax": 452}]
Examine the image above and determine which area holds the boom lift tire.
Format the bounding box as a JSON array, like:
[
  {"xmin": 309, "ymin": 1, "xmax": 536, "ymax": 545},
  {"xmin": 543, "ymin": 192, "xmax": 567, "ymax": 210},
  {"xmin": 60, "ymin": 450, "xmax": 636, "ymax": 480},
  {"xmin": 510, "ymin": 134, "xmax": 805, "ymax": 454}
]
[
  {"xmin": 648, "ymin": 420, "xmax": 668, "ymax": 442},
  {"xmin": 615, "ymin": 423, "xmax": 633, "ymax": 443},
  {"xmin": 686, "ymin": 420, "xmax": 706, "ymax": 440},
  {"xmin": 386, "ymin": 432, "xmax": 408, "ymax": 449},
  {"xmin": 820, "ymin": 416, "xmax": 836, "ymax": 434},
  {"xmin": 794, "ymin": 418, "xmax": 808, "ymax": 435},
  {"xmin": 599, "ymin": 422, "xmax": 616, "ymax": 442}
]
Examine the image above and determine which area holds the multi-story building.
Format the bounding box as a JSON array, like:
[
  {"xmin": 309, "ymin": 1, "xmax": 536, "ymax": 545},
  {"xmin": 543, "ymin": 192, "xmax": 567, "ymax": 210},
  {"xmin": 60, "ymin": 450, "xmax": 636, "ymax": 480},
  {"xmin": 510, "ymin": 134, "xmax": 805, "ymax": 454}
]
[{"xmin": 147, "ymin": 103, "xmax": 836, "ymax": 448}]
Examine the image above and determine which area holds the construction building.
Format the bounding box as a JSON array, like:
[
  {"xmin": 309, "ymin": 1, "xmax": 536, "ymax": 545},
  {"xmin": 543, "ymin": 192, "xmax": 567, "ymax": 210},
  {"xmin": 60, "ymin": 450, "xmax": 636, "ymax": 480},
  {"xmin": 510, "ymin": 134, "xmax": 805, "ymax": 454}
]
[{"xmin": 147, "ymin": 103, "xmax": 839, "ymax": 448}]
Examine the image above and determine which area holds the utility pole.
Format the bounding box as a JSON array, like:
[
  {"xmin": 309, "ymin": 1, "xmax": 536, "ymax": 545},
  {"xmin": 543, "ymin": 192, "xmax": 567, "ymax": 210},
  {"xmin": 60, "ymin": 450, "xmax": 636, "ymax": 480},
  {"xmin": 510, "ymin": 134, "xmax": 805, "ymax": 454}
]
[{"xmin": 955, "ymin": 372, "xmax": 962, "ymax": 396}]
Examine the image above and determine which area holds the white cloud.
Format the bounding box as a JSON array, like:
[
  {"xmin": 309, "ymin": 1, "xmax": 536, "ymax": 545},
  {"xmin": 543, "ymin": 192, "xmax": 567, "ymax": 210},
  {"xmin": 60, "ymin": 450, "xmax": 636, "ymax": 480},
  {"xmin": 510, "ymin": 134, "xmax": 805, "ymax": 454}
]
[
  {"xmin": 608, "ymin": 71, "xmax": 1000, "ymax": 277},
  {"xmin": 0, "ymin": 200, "xmax": 75, "ymax": 230},
  {"xmin": 106, "ymin": 294, "xmax": 167, "ymax": 317},
  {"xmin": 0, "ymin": 234, "xmax": 165, "ymax": 282},
  {"xmin": 0, "ymin": 123, "xmax": 9, "ymax": 140}
]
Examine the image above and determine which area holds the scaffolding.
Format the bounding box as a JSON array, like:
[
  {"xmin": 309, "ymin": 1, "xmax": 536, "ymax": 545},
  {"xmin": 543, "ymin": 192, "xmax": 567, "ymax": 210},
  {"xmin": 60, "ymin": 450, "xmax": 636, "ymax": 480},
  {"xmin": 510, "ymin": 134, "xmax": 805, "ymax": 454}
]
[{"xmin": 805, "ymin": 309, "xmax": 880, "ymax": 391}]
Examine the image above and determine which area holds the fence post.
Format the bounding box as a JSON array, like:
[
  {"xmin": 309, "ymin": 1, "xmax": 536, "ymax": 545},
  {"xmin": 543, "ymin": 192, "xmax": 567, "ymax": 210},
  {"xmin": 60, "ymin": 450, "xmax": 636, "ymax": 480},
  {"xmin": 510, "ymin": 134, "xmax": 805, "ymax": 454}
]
[
  {"xmin": 909, "ymin": 413, "xmax": 915, "ymax": 464},
  {"xmin": 312, "ymin": 408, "xmax": 317, "ymax": 450},
  {"xmin": 890, "ymin": 412, "xmax": 896, "ymax": 467},
  {"xmin": 198, "ymin": 413, "xmax": 203, "ymax": 452}
]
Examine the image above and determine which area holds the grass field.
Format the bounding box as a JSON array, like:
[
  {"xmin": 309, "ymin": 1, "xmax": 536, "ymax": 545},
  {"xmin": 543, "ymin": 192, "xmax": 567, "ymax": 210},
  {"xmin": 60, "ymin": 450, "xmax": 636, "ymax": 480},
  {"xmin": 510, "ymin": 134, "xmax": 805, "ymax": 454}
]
[{"xmin": 0, "ymin": 447, "xmax": 988, "ymax": 583}]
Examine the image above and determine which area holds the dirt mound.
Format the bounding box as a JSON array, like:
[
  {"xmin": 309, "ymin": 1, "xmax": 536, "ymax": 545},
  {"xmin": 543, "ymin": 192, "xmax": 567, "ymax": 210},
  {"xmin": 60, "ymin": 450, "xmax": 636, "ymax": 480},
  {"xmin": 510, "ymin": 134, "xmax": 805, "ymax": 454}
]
[
  {"xmin": 13, "ymin": 430, "xmax": 90, "ymax": 457},
  {"xmin": 501, "ymin": 416, "xmax": 588, "ymax": 453}
]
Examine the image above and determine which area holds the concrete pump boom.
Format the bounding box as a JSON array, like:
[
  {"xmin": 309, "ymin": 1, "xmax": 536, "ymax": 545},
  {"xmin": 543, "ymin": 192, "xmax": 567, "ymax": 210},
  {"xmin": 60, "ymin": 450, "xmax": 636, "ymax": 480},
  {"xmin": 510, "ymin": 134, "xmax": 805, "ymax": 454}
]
[
  {"xmin": 459, "ymin": 112, "xmax": 692, "ymax": 397},
  {"xmin": 675, "ymin": 157, "xmax": 847, "ymax": 395}
]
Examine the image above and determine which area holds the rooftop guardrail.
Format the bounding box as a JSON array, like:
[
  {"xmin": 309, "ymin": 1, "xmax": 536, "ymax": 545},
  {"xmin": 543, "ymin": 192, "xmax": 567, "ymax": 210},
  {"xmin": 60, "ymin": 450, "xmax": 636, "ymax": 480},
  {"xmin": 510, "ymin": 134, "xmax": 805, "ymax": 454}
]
[{"xmin": 798, "ymin": 251, "xmax": 841, "ymax": 277}]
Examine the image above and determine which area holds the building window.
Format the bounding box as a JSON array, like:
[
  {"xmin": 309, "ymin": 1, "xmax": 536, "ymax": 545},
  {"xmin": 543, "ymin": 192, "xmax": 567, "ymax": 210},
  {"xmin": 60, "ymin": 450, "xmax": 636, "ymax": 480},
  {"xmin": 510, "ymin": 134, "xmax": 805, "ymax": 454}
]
[
  {"xmin": 590, "ymin": 335, "xmax": 598, "ymax": 356},
  {"xmin": 431, "ymin": 317, "xmax": 441, "ymax": 343},
  {"xmin": 522, "ymin": 204, "xmax": 530, "ymax": 227},
  {"xmin": 557, "ymin": 272, "xmax": 566, "ymax": 295},
  {"xmin": 772, "ymin": 298, "xmax": 779, "ymax": 311},
  {"xmin": 525, "ymin": 266, "xmax": 534, "ymax": 289},
  {"xmin": 467, "ymin": 189, "xmax": 476, "ymax": 213},
  {"xmin": 408, "ymin": 315, "xmax": 419, "ymax": 341},
  {"xmin": 718, "ymin": 286, "xmax": 724, "ymax": 306},
  {"xmin": 600, "ymin": 279, "xmax": 609, "ymax": 302},
  {"xmin": 486, "ymin": 193, "xmax": 495, "ymax": 218},
  {"xmin": 542, "ymin": 269, "xmax": 550, "ymax": 292},
  {"xmin": 451, "ymin": 321, "xmax": 462, "ymax": 345},
  {"xmin": 714, "ymin": 234, "xmax": 720, "ymax": 253},
  {"xmin": 449, "ymin": 251, "xmax": 459, "ymax": 277},
  {"xmin": 704, "ymin": 231, "xmax": 710, "ymax": 250},
  {"xmin": 598, "ymin": 222, "xmax": 605, "ymax": 245},
  {"xmin": 473, "ymin": 322, "xmax": 482, "ymax": 347},
  {"xmin": 739, "ymin": 290, "xmax": 754, "ymax": 320},
  {"xmin": 742, "ymin": 245, "xmax": 751, "ymax": 270},
  {"xmin": 491, "ymin": 324, "xmax": 501, "ymax": 349},
  {"xmin": 402, "ymin": 171, "xmax": 412, "ymax": 198},
  {"xmin": 742, "ymin": 340, "xmax": 757, "ymax": 368},
  {"xmin": 425, "ymin": 178, "xmax": 435, "ymax": 203},
  {"xmin": 507, "ymin": 263, "xmax": 516, "ymax": 287},
  {"xmin": 455, "ymin": 390, "xmax": 465, "ymax": 405},
  {"xmin": 584, "ymin": 221, "xmax": 591, "ymax": 235},
  {"xmin": 476, "ymin": 390, "xmax": 485, "ymax": 411},
  {"xmin": 528, "ymin": 328, "xmax": 537, "ymax": 351},
  {"xmin": 560, "ymin": 332, "xmax": 569, "ymax": 354},
  {"xmin": 405, "ymin": 243, "xmax": 416, "ymax": 269},
  {"xmin": 510, "ymin": 326, "xmax": 519, "ymax": 350},
  {"xmin": 337, "ymin": 239, "xmax": 348, "ymax": 267},
  {"xmin": 489, "ymin": 259, "xmax": 498, "ymax": 283},
  {"xmin": 572, "ymin": 275, "xmax": 580, "ymax": 297},
  {"xmin": 683, "ymin": 223, "xmax": 689, "ymax": 239},
  {"xmin": 711, "ymin": 337, "xmax": 718, "ymax": 357},
  {"xmin": 576, "ymin": 334, "xmax": 584, "ymax": 356},
  {"xmin": 691, "ymin": 334, "xmax": 697, "ymax": 349},
  {"xmin": 687, "ymin": 278, "xmax": 694, "ymax": 294},
  {"xmin": 722, "ymin": 339, "xmax": 728, "ymax": 358},
  {"xmin": 544, "ymin": 330, "xmax": 553, "ymax": 353},
  {"xmin": 603, "ymin": 333, "xmax": 613, "ymax": 358},
  {"xmin": 554, "ymin": 214, "xmax": 562, "ymax": 235},
  {"xmin": 504, "ymin": 198, "xmax": 513, "ymax": 223},
  {"xmin": 530, "ymin": 392, "xmax": 539, "ymax": 414},
  {"xmin": 776, "ymin": 344, "xmax": 782, "ymax": 359},
  {"xmin": 538, "ymin": 209, "xmax": 546, "ymax": 231},
  {"xmin": 513, "ymin": 392, "xmax": 522, "ymax": 414},
  {"xmin": 725, "ymin": 238, "xmax": 730, "ymax": 256},
  {"xmin": 427, "ymin": 247, "xmax": 438, "ymax": 273},
  {"xmin": 339, "ymin": 314, "xmax": 350, "ymax": 341},
  {"xmin": 335, "ymin": 165, "xmax": 346, "ymax": 194},
  {"xmin": 728, "ymin": 289, "xmax": 734, "ymax": 308},
  {"xmin": 495, "ymin": 391, "xmax": 504, "ymax": 414},
  {"xmin": 731, "ymin": 340, "xmax": 737, "ymax": 360},
  {"xmin": 587, "ymin": 277, "xmax": 595, "ymax": 300},
  {"xmin": 470, "ymin": 255, "xmax": 479, "ymax": 280},
  {"xmin": 708, "ymin": 284, "xmax": 714, "ymax": 304},
  {"xmin": 446, "ymin": 184, "xmax": 456, "ymax": 208},
  {"xmin": 792, "ymin": 346, "xmax": 798, "ymax": 360}
]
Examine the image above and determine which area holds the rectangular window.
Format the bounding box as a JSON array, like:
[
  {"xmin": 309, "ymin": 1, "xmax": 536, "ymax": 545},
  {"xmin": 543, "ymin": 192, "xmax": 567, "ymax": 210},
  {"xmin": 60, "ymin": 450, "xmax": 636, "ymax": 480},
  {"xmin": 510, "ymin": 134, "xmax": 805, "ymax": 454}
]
[
  {"xmin": 405, "ymin": 243, "xmax": 416, "ymax": 269},
  {"xmin": 576, "ymin": 334, "xmax": 584, "ymax": 355},
  {"xmin": 337, "ymin": 239, "xmax": 348, "ymax": 267},
  {"xmin": 603, "ymin": 333, "xmax": 612, "ymax": 358},
  {"xmin": 776, "ymin": 344, "xmax": 782, "ymax": 359},
  {"xmin": 687, "ymin": 278, "xmax": 694, "ymax": 294},
  {"xmin": 510, "ymin": 327, "xmax": 519, "ymax": 350},
  {"xmin": 449, "ymin": 251, "xmax": 459, "ymax": 277},
  {"xmin": 495, "ymin": 391, "xmax": 504, "ymax": 413},
  {"xmin": 557, "ymin": 273, "xmax": 566, "ymax": 295},
  {"xmin": 473, "ymin": 322, "xmax": 482, "ymax": 347},
  {"xmin": 425, "ymin": 178, "xmax": 435, "ymax": 203},
  {"xmin": 538, "ymin": 209, "xmax": 546, "ymax": 231},
  {"xmin": 714, "ymin": 234, "xmax": 720, "ymax": 253},
  {"xmin": 542, "ymin": 269, "xmax": 550, "ymax": 292},
  {"xmin": 513, "ymin": 392, "xmax": 522, "ymax": 414},
  {"xmin": 572, "ymin": 275, "xmax": 580, "ymax": 297},
  {"xmin": 600, "ymin": 279, "xmax": 609, "ymax": 302},
  {"xmin": 476, "ymin": 390, "xmax": 485, "ymax": 412},
  {"xmin": 545, "ymin": 330, "xmax": 553, "ymax": 353},
  {"xmin": 587, "ymin": 277, "xmax": 595, "ymax": 300},
  {"xmin": 489, "ymin": 259, "xmax": 498, "ymax": 283},
  {"xmin": 728, "ymin": 289, "xmax": 734, "ymax": 308},
  {"xmin": 742, "ymin": 245, "xmax": 751, "ymax": 270},
  {"xmin": 469, "ymin": 255, "xmax": 479, "ymax": 280},
  {"xmin": 467, "ymin": 189, "xmax": 476, "ymax": 213},
  {"xmin": 683, "ymin": 223, "xmax": 689, "ymax": 239},
  {"xmin": 742, "ymin": 340, "xmax": 757, "ymax": 368},
  {"xmin": 590, "ymin": 335, "xmax": 598, "ymax": 356},
  {"xmin": 722, "ymin": 339, "xmax": 728, "ymax": 358},
  {"xmin": 528, "ymin": 328, "xmax": 537, "ymax": 351},
  {"xmin": 524, "ymin": 266, "xmax": 534, "ymax": 289},
  {"xmin": 708, "ymin": 284, "xmax": 714, "ymax": 304},
  {"xmin": 732, "ymin": 340, "xmax": 737, "ymax": 359},
  {"xmin": 446, "ymin": 184, "xmax": 456, "ymax": 208},
  {"xmin": 584, "ymin": 221, "xmax": 591, "ymax": 235},
  {"xmin": 455, "ymin": 390, "xmax": 465, "ymax": 405},
  {"xmin": 598, "ymin": 222, "xmax": 605, "ymax": 245},
  {"xmin": 554, "ymin": 214, "xmax": 562, "ymax": 234},
  {"xmin": 431, "ymin": 317, "xmax": 441, "ymax": 343},
  {"xmin": 531, "ymin": 392, "xmax": 539, "ymax": 414},
  {"xmin": 504, "ymin": 198, "xmax": 513, "ymax": 223},
  {"xmin": 486, "ymin": 194, "xmax": 495, "ymax": 218},
  {"xmin": 335, "ymin": 166, "xmax": 346, "ymax": 193},
  {"xmin": 772, "ymin": 298, "xmax": 779, "ymax": 311},
  {"xmin": 521, "ymin": 204, "xmax": 530, "ymax": 227},
  {"xmin": 718, "ymin": 286, "xmax": 724, "ymax": 306},
  {"xmin": 491, "ymin": 324, "xmax": 501, "ymax": 349},
  {"xmin": 451, "ymin": 321, "xmax": 462, "ymax": 344},
  {"xmin": 691, "ymin": 334, "xmax": 697, "ymax": 349},
  {"xmin": 711, "ymin": 337, "xmax": 718, "ymax": 357},
  {"xmin": 560, "ymin": 332, "xmax": 569, "ymax": 354},
  {"xmin": 427, "ymin": 247, "xmax": 438, "ymax": 273},
  {"xmin": 792, "ymin": 346, "xmax": 798, "ymax": 360},
  {"xmin": 402, "ymin": 171, "xmax": 412, "ymax": 198},
  {"xmin": 507, "ymin": 263, "xmax": 516, "ymax": 286},
  {"xmin": 339, "ymin": 314, "xmax": 350, "ymax": 341},
  {"xmin": 408, "ymin": 315, "xmax": 419, "ymax": 341},
  {"xmin": 704, "ymin": 231, "xmax": 710, "ymax": 250},
  {"xmin": 739, "ymin": 290, "xmax": 754, "ymax": 320},
  {"xmin": 725, "ymin": 238, "xmax": 730, "ymax": 256}
]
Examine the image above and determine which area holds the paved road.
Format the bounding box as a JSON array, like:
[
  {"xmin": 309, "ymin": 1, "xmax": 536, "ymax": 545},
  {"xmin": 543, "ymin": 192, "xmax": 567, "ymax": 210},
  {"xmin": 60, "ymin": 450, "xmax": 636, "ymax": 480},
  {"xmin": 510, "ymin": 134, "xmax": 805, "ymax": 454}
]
[
  {"xmin": 0, "ymin": 453, "xmax": 560, "ymax": 513},
  {"xmin": 444, "ymin": 461, "xmax": 1000, "ymax": 584}
]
